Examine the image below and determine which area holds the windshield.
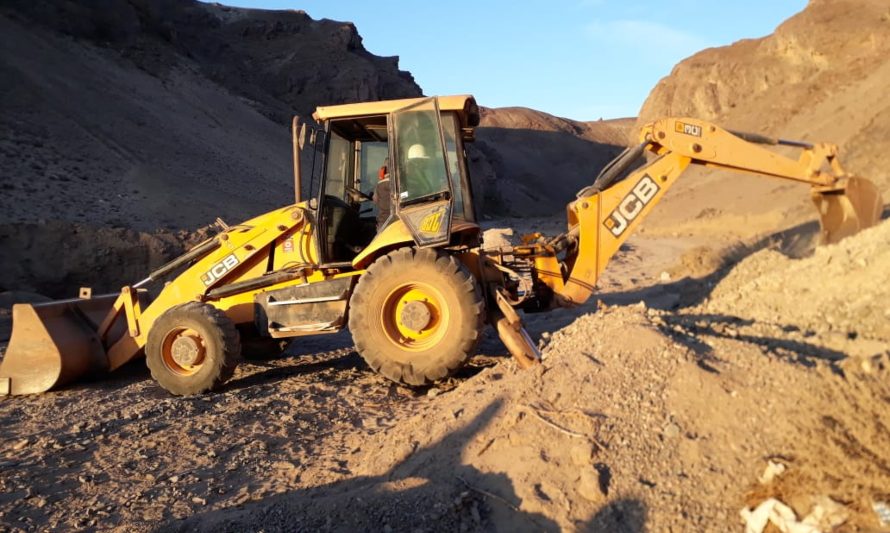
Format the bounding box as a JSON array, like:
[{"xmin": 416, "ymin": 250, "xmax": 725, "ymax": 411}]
[{"xmin": 392, "ymin": 99, "xmax": 452, "ymax": 204}]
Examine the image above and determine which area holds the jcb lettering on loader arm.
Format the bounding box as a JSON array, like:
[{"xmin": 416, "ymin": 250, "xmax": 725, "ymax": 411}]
[
  {"xmin": 200, "ymin": 254, "xmax": 240, "ymax": 286},
  {"xmin": 0, "ymin": 97, "xmax": 881, "ymax": 397}
]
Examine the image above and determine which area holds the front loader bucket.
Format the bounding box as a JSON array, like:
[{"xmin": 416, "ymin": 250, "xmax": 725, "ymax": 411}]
[
  {"xmin": 0, "ymin": 295, "xmax": 116, "ymax": 395},
  {"xmin": 812, "ymin": 177, "xmax": 883, "ymax": 245}
]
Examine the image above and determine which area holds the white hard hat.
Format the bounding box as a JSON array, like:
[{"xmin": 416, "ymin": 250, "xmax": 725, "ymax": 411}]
[{"xmin": 407, "ymin": 143, "xmax": 428, "ymax": 159}]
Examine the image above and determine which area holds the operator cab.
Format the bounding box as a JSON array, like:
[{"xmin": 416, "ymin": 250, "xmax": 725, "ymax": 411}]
[{"xmin": 309, "ymin": 96, "xmax": 479, "ymax": 265}]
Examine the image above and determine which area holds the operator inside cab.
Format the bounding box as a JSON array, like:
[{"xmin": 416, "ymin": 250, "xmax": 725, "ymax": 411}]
[
  {"xmin": 373, "ymin": 157, "xmax": 391, "ymax": 230},
  {"xmin": 371, "ymin": 143, "xmax": 434, "ymax": 231}
]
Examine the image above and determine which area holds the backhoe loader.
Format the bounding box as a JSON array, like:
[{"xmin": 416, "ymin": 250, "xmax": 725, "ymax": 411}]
[{"xmin": 0, "ymin": 95, "xmax": 882, "ymax": 396}]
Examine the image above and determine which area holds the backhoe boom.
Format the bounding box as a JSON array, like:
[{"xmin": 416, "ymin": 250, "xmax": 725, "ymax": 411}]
[{"xmin": 502, "ymin": 117, "xmax": 882, "ymax": 309}]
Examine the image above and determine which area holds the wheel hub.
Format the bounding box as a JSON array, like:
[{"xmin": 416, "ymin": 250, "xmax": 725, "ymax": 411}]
[
  {"xmin": 170, "ymin": 336, "xmax": 204, "ymax": 367},
  {"xmin": 400, "ymin": 300, "xmax": 432, "ymax": 331}
]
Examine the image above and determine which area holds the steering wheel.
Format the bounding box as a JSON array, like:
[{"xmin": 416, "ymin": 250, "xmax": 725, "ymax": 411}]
[{"xmin": 345, "ymin": 185, "xmax": 373, "ymax": 203}]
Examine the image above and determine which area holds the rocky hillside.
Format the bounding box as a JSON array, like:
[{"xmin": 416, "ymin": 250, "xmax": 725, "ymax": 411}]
[
  {"xmin": 0, "ymin": 0, "xmax": 421, "ymax": 231},
  {"xmin": 636, "ymin": 0, "xmax": 890, "ymax": 237},
  {"xmin": 471, "ymin": 108, "xmax": 632, "ymax": 216},
  {"xmin": 6, "ymin": 0, "xmax": 421, "ymax": 121}
]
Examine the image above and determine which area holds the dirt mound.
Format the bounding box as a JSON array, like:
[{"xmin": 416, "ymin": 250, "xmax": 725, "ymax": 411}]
[
  {"xmin": 701, "ymin": 219, "xmax": 890, "ymax": 353},
  {"xmin": 469, "ymin": 108, "xmax": 633, "ymax": 216},
  {"xmin": 170, "ymin": 307, "xmax": 888, "ymax": 532},
  {"xmin": 635, "ymin": 0, "xmax": 890, "ymax": 239},
  {"xmin": 0, "ymin": 221, "xmax": 215, "ymax": 298},
  {"xmin": 164, "ymin": 222, "xmax": 889, "ymax": 532}
]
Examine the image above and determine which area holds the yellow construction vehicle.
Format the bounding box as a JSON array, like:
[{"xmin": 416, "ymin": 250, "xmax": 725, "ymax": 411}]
[{"xmin": 0, "ymin": 96, "xmax": 882, "ymax": 396}]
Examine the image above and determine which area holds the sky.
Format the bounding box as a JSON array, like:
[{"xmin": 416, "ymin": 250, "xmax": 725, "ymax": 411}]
[{"xmin": 206, "ymin": 1, "xmax": 807, "ymax": 121}]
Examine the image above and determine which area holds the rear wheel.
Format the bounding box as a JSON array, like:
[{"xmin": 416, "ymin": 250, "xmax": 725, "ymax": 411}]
[
  {"xmin": 349, "ymin": 247, "xmax": 484, "ymax": 385},
  {"xmin": 146, "ymin": 302, "xmax": 240, "ymax": 395}
]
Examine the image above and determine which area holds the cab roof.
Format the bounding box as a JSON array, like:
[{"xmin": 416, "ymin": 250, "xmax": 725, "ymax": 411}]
[{"xmin": 312, "ymin": 95, "xmax": 480, "ymax": 129}]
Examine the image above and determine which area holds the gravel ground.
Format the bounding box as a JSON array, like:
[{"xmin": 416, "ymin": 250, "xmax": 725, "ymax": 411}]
[{"xmin": 1, "ymin": 220, "xmax": 888, "ymax": 532}]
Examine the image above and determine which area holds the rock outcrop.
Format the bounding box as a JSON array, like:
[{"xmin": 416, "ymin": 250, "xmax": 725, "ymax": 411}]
[{"xmin": 636, "ymin": 0, "xmax": 889, "ymax": 237}]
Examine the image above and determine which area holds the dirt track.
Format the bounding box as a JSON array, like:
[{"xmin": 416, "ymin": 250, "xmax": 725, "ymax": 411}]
[{"xmin": 2, "ymin": 219, "xmax": 888, "ymax": 532}]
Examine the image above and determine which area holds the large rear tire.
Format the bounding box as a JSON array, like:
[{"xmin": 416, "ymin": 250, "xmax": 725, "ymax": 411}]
[
  {"xmin": 349, "ymin": 247, "xmax": 484, "ymax": 385},
  {"xmin": 146, "ymin": 302, "xmax": 241, "ymax": 395}
]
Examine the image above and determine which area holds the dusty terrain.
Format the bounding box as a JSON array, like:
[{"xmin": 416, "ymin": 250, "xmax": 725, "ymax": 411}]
[{"xmin": 1, "ymin": 218, "xmax": 888, "ymax": 532}]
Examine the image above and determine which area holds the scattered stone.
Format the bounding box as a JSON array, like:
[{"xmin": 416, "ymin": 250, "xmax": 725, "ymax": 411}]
[
  {"xmin": 577, "ymin": 468, "xmax": 606, "ymax": 502},
  {"xmin": 663, "ymin": 423, "xmax": 681, "ymax": 439}
]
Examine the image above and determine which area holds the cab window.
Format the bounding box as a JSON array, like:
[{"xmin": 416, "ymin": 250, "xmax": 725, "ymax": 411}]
[
  {"xmin": 325, "ymin": 131, "xmax": 351, "ymax": 200},
  {"xmin": 392, "ymin": 99, "xmax": 451, "ymax": 204},
  {"xmin": 441, "ymin": 113, "xmax": 468, "ymax": 220},
  {"xmin": 359, "ymin": 141, "xmax": 388, "ymax": 197}
]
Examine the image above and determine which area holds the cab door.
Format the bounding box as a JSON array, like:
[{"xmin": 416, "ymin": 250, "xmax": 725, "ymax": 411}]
[{"xmin": 390, "ymin": 97, "xmax": 454, "ymax": 247}]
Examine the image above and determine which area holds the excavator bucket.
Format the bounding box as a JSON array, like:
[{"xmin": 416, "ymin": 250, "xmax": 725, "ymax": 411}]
[
  {"xmin": 812, "ymin": 177, "xmax": 883, "ymax": 245},
  {"xmin": 0, "ymin": 294, "xmax": 116, "ymax": 395}
]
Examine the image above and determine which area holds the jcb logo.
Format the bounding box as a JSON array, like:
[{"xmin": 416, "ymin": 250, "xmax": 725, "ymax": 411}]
[
  {"xmin": 675, "ymin": 121, "xmax": 702, "ymax": 137},
  {"xmin": 420, "ymin": 210, "xmax": 444, "ymax": 233},
  {"xmin": 603, "ymin": 175, "xmax": 660, "ymax": 237},
  {"xmin": 200, "ymin": 254, "xmax": 240, "ymax": 286}
]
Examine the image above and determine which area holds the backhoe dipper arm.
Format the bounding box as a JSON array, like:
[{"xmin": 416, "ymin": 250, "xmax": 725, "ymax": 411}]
[{"xmin": 528, "ymin": 117, "xmax": 881, "ymax": 308}]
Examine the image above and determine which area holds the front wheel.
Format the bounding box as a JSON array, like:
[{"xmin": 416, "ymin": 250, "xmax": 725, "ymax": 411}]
[
  {"xmin": 146, "ymin": 302, "xmax": 241, "ymax": 395},
  {"xmin": 349, "ymin": 247, "xmax": 484, "ymax": 385}
]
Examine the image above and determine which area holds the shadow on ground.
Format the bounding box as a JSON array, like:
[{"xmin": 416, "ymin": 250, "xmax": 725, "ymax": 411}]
[{"xmin": 160, "ymin": 399, "xmax": 647, "ymax": 533}]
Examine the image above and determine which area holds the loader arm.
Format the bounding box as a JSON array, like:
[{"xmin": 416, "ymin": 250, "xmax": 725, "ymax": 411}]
[{"xmin": 515, "ymin": 117, "xmax": 882, "ymax": 308}]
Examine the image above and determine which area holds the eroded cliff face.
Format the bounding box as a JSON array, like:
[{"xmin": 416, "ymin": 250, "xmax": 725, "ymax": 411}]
[
  {"xmin": 5, "ymin": 0, "xmax": 422, "ymax": 121},
  {"xmin": 0, "ymin": 1, "xmax": 423, "ymax": 231},
  {"xmin": 635, "ymin": 0, "xmax": 890, "ymax": 237}
]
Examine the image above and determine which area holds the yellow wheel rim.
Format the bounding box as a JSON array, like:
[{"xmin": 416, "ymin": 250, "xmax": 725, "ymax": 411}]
[
  {"xmin": 160, "ymin": 327, "xmax": 207, "ymax": 376},
  {"xmin": 381, "ymin": 282, "xmax": 449, "ymax": 352}
]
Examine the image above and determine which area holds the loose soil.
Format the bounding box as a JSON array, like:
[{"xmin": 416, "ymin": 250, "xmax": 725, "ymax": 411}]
[{"xmin": 1, "ymin": 218, "xmax": 887, "ymax": 532}]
